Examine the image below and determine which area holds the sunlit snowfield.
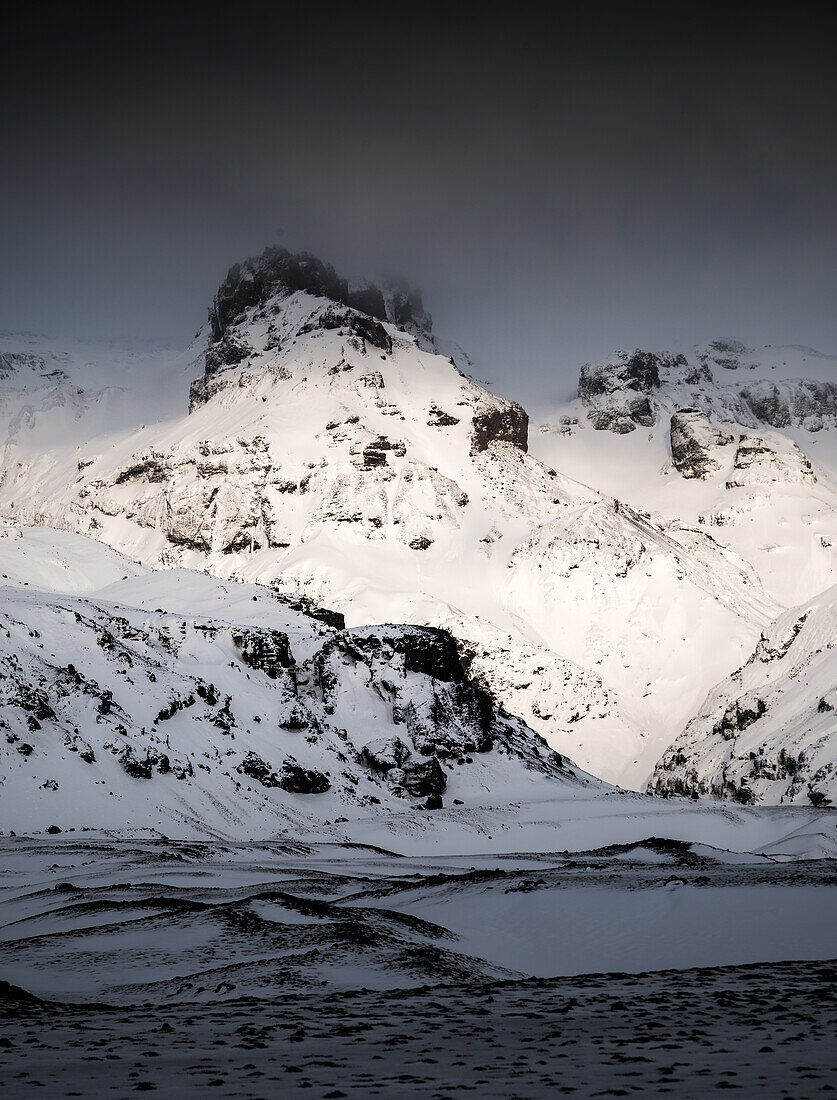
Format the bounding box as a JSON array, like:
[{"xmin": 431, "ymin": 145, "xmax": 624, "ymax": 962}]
[{"xmin": 1, "ymin": 836, "xmax": 835, "ymax": 1097}]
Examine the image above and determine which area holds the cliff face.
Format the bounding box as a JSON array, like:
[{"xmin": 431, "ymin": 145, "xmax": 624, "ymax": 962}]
[
  {"xmin": 574, "ymin": 342, "xmax": 837, "ymax": 437},
  {"xmin": 208, "ymin": 247, "xmax": 431, "ymax": 343}
]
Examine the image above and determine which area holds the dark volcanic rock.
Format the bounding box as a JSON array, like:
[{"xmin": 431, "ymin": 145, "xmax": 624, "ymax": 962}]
[
  {"xmin": 739, "ymin": 379, "xmax": 837, "ymax": 430},
  {"xmin": 204, "ymin": 334, "xmax": 253, "ymax": 375},
  {"xmin": 381, "ymin": 278, "xmax": 430, "ymax": 332},
  {"xmin": 578, "ymin": 350, "xmax": 672, "ymax": 399},
  {"xmin": 232, "ymin": 628, "xmax": 295, "ymax": 679},
  {"xmin": 669, "ymin": 408, "xmax": 735, "ymax": 479},
  {"xmin": 714, "ymin": 698, "xmax": 767, "ymax": 740},
  {"xmin": 578, "ymin": 350, "xmax": 690, "ymax": 434},
  {"xmin": 209, "ymin": 248, "xmax": 364, "ymax": 341},
  {"xmin": 406, "ymin": 682, "xmax": 495, "ymax": 757},
  {"xmin": 238, "ymin": 751, "xmax": 280, "ymax": 787},
  {"xmin": 345, "ymin": 283, "xmax": 387, "ymax": 320},
  {"xmin": 238, "ymin": 751, "xmax": 330, "ymax": 794},
  {"xmin": 470, "ymin": 399, "xmax": 529, "ymax": 454},
  {"xmin": 118, "ymin": 746, "xmax": 154, "ymax": 780},
  {"xmin": 588, "ymin": 409, "xmax": 637, "ymax": 434},
  {"xmin": 627, "ymin": 395, "xmax": 656, "ymax": 427},
  {"xmin": 301, "ymin": 307, "xmax": 393, "ymax": 354},
  {"xmin": 360, "ymin": 736, "xmax": 413, "ymax": 774},
  {"xmin": 277, "ymin": 761, "xmax": 331, "ymax": 794},
  {"xmin": 273, "ymin": 590, "xmax": 345, "ymax": 631},
  {"xmin": 114, "ymin": 454, "xmax": 171, "ymax": 485},
  {"xmin": 400, "ymin": 628, "xmax": 466, "ymax": 683},
  {"xmin": 427, "ymin": 403, "xmax": 460, "ymax": 427},
  {"xmin": 362, "ymin": 436, "xmax": 406, "ymax": 469},
  {"xmin": 346, "ymin": 313, "xmax": 392, "ymax": 354},
  {"xmin": 391, "ymin": 756, "xmax": 447, "ymax": 798}
]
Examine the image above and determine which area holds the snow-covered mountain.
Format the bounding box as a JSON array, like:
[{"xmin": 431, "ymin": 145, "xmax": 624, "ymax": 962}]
[
  {"xmin": 0, "ymin": 521, "xmax": 590, "ymax": 837},
  {"xmin": 651, "ymin": 584, "xmax": 837, "ymax": 807},
  {"xmin": 532, "ymin": 340, "xmax": 837, "ymax": 805},
  {"xmin": 534, "ymin": 342, "xmax": 837, "ymax": 608},
  {"xmin": 0, "ymin": 251, "xmax": 782, "ymax": 789}
]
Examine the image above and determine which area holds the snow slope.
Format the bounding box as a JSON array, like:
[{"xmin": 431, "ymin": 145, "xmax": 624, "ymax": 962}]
[
  {"xmin": 532, "ymin": 341, "xmax": 837, "ymax": 803},
  {"xmin": 651, "ymin": 584, "xmax": 837, "ymax": 807},
  {"xmin": 0, "ymin": 523, "xmax": 597, "ymax": 838},
  {"xmin": 0, "ymin": 253, "xmax": 783, "ymax": 789},
  {"xmin": 533, "ymin": 341, "xmax": 837, "ymax": 608}
]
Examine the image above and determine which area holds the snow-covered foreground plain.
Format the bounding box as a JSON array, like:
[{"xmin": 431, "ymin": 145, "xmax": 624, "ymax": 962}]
[{"xmin": 0, "ymin": 837, "xmax": 834, "ymax": 1097}]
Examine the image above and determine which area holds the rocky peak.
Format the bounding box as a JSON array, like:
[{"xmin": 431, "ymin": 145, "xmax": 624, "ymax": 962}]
[
  {"xmin": 577, "ymin": 351, "xmax": 686, "ymax": 434},
  {"xmin": 209, "ymin": 246, "xmax": 430, "ymax": 343},
  {"xmin": 579, "ymin": 350, "xmax": 677, "ymax": 401}
]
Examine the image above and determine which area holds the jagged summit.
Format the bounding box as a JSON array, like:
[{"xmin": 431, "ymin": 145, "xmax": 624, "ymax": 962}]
[{"xmin": 209, "ymin": 246, "xmax": 432, "ymax": 344}]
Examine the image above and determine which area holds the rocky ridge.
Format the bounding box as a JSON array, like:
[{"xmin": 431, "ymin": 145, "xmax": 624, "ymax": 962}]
[
  {"xmin": 651, "ymin": 584, "xmax": 837, "ymax": 807},
  {"xmin": 0, "ymin": 523, "xmax": 582, "ymax": 836}
]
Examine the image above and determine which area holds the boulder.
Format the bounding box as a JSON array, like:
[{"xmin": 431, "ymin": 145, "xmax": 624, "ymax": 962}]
[
  {"xmin": 390, "ymin": 756, "xmax": 447, "ymax": 798},
  {"xmin": 360, "ymin": 737, "xmax": 412, "ymax": 774}
]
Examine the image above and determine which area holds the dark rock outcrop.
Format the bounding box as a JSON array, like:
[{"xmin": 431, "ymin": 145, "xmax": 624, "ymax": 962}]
[
  {"xmin": 277, "ymin": 760, "xmax": 331, "ymax": 794},
  {"xmin": 578, "ymin": 351, "xmax": 675, "ymax": 400},
  {"xmin": 470, "ymin": 399, "xmax": 529, "ymax": 454},
  {"xmin": 360, "ymin": 737, "xmax": 413, "ymax": 774},
  {"xmin": 210, "ymin": 249, "xmax": 363, "ymax": 341},
  {"xmin": 738, "ymin": 379, "xmax": 837, "ymax": 430},
  {"xmin": 208, "ymin": 248, "xmax": 429, "ymax": 344},
  {"xmin": 237, "ymin": 752, "xmax": 329, "ymax": 793},
  {"xmin": 362, "ymin": 436, "xmax": 406, "ymax": 469},
  {"xmin": 300, "ymin": 307, "xmax": 393, "ymax": 354},
  {"xmin": 232, "ymin": 628, "xmax": 295, "ymax": 679},
  {"xmin": 238, "ymin": 751, "xmax": 280, "ymax": 787},
  {"xmin": 273, "ymin": 590, "xmax": 345, "ymax": 631},
  {"xmin": 204, "ymin": 334, "xmax": 254, "ymax": 375},
  {"xmin": 427, "ymin": 404, "xmax": 460, "ymax": 427},
  {"xmin": 400, "ymin": 628, "xmax": 466, "ymax": 683},
  {"xmin": 390, "ymin": 756, "xmax": 447, "ymax": 798},
  {"xmin": 669, "ymin": 409, "xmax": 735, "ymax": 479},
  {"xmin": 713, "ymin": 698, "xmax": 767, "ymax": 740}
]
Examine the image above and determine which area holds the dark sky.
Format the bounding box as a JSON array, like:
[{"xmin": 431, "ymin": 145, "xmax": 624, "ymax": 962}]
[{"xmin": 3, "ymin": 7, "xmax": 836, "ymax": 405}]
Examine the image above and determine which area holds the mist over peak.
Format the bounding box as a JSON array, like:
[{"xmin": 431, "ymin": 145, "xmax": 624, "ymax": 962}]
[{"xmin": 3, "ymin": 9, "xmax": 836, "ymax": 409}]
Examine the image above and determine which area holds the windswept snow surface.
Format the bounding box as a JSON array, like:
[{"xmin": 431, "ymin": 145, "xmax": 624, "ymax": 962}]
[
  {"xmin": 0, "ymin": 835, "xmax": 835, "ymax": 992},
  {"xmin": 0, "ymin": 838, "xmax": 834, "ymax": 1098}
]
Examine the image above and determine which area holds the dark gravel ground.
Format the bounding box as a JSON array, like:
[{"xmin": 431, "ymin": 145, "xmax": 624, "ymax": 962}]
[{"xmin": 1, "ymin": 958, "xmax": 835, "ymax": 1098}]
